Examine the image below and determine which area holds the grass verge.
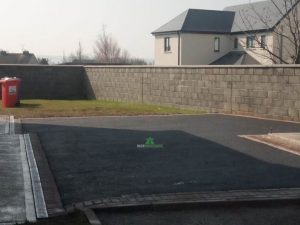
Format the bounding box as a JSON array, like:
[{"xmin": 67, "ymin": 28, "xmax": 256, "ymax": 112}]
[{"xmin": 0, "ymin": 99, "xmax": 203, "ymax": 118}]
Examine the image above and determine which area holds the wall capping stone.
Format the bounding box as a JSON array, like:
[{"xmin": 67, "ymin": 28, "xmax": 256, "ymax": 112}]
[
  {"xmin": 0, "ymin": 64, "xmax": 84, "ymax": 68},
  {"xmin": 84, "ymin": 64, "xmax": 300, "ymax": 69}
]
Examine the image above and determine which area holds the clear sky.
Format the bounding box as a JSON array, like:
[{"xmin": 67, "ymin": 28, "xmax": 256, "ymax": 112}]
[{"xmin": 0, "ymin": 0, "xmax": 261, "ymax": 61}]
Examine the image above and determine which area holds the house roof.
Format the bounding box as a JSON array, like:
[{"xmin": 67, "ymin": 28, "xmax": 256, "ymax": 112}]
[
  {"xmin": 225, "ymin": 0, "xmax": 296, "ymax": 33},
  {"xmin": 210, "ymin": 51, "xmax": 261, "ymax": 65},
  {"xmin": 152, "ymin": 9, "xmax": 235, "ymax": 35},
  {"xmin": 152, "ymin": 0, "xmax": 297, "ymax": 35},
  {"xmin": 0, "ymin": 51, "xmax": 39, "ymax": 64}
]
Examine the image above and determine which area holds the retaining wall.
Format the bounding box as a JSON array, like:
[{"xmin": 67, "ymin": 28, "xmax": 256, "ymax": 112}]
[
  {"xmin": 84, "ymin": 66, "xmax": 300, "ymax": 121},
  {"xmin": 0, "ymin": 65, "xmax": 299, "ymax": 121},
  {"xmin": 0, "ymin": 65, "xmax": 85, "ymax": 99}
]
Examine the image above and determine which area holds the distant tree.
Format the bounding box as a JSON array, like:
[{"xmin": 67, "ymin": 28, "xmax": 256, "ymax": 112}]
[
  {"xmin": 119, "ymin": 49, "xmax": 131, "ymax": 64},
  {"xmin": 94, "ymin": 26, "xmax": 149, "ymax": 65},
  {"xmin": 94, "ymin": 26, "xmax": 122, "ymax": 63},
  {"xmin": 62, "ymin": 50, "xmax": 67, "ymax": 63},
  {"xmin": 76, "ymin": 41, "xmax": 83, "ymax": 63},
  {"xmin": 68, "ymin": 41, "xmax": 90, "ymax": 64},
  {"xmin": 129, "ymin": 58, "xmax": 148, "ymax": 65},
  {"xmin": 38, "ymin": 58, "xmax": 49, "ymax": 65}
]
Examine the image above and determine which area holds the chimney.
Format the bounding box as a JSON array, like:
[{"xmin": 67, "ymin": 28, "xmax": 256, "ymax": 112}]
[{"xmin": 23, "ymin": 50, "xmax": 30, "ymax": 55}]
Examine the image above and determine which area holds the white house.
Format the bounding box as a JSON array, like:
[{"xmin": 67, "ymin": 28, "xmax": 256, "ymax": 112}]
[{"xmin": 152, "ymin": 0, "xmax": 300, "ymax": 65}]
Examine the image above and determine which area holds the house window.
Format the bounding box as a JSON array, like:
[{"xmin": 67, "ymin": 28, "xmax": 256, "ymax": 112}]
[
  {"xmin": 214, "ymin": 37, "xmax": 220, "ymax": 52},
  {"xmin": 246, "ymin": 36, "xmax": 255, "ymax": 48},
  {"xmin": 164, "ymin": 37, "xmax": 171, "ymax": 52},
  {"xmin": 234, "ymin": 38, "xmax": 238, "ymax": 49},
  {"xmin": 261, "ymin": 35, "xmax": 266, "ymax": 48}
]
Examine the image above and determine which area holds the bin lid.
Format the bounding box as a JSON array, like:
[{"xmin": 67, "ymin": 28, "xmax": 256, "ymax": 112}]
[{"xmin": 0, "ymin": 77, "xmax": 21, "ymax": 83}]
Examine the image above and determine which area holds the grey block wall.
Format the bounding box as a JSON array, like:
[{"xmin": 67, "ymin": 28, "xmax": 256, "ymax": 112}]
[
  {"xmin": 0, "ymin": 65, "xmax": 85, "ymax": 99},
  {"xmin": 84, "ymin": 66, "xmax": 300, "ymax": 121},
  {"xmin": 0, "ymin": 65, "xmax": 299, "ymax": 122}
]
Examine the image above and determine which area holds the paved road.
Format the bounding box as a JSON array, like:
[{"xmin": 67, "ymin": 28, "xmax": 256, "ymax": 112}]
[
  {"xmin": 22, "ymin": 115, "xmax": 300, "ymax": 205},
  {"xmin": 95, "ymin": 202, "xmax": 300, "ymax": 225}
]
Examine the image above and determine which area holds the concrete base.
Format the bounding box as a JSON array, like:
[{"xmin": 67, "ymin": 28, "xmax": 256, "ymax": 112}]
[{"xmin": 240, "ymin": 133, "xmax": 300, "ymax": 156}]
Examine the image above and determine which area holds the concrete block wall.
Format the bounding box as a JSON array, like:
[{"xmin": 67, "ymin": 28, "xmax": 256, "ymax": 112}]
[
  {"xmin": 0, "ymin": 64, "xmax": 299, "ymax": 122},
  {"xmin": 84, "ymin": 67, "xmax": 143, "ymax": 102},
  {"xmin": 84, "ymin": 66, "xmax": 300, "ymax": 121},
  {"xmin": 228, "ymin": 67, "xmax": 300, "ymax": 121},
  {"xmin": 0, "ymin": 65, "xmax": 85, "ymax": 99}
]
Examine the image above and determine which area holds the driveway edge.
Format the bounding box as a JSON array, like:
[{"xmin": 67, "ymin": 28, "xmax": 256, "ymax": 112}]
[
  {"xmin": 19, "ymin": 135, "xmax": 36, "ymax": 222},
  {"xmin": 67, "ymin": 188, "xmax": 300, "ymax": 211},
  {"xmin": 27, "ymin": 133, "xmax": 66, "ymax": 217},
  {"xmin": 240, "ymin": 134, "xmax": 300, "ymax": 156},
  {"xmin": 24, "ymin": 134, "xmax": 48, "ymax": 218}
]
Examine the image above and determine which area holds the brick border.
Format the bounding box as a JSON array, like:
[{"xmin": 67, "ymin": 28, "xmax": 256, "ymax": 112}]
[{"xmin": 66, "ymin": 188, "xmax": 300, "ymax": 212}]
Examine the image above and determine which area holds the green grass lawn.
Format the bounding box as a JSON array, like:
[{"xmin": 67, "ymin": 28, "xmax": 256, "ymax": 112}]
[{"xmin": 0, "ymin": 99, "xmax": 203, "ymax": 118}]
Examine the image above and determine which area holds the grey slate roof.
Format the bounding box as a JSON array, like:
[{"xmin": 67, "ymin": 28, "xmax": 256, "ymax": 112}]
[
  {"xmin": 0, "ymin": 51, "xmax": 39, "ymax": 64},
  {"xmin": 152, "ymin": 9, "xmax": 235, "ymax": 34},
  {"xmin": 153, "ymin": 0, "xmax": 298, "ymax": 35},
  {"xmin": 225, "ymin": 0, "xmax": 296, "ymax": 33},
  {"xmin": 210, "ymin": 51, "xmax": 261, "ymax": 65}
]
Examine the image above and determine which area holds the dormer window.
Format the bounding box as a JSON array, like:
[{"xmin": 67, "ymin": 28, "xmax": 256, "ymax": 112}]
[{"xmin": 164, "ymin": 37, "xmax": 171, "ymax": 52}]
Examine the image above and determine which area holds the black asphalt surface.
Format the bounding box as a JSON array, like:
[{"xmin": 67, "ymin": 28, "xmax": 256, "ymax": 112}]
[
  {"xmin": 22, "ymin": 115, "xmax": 300, "ymax": 205},
  {"xmin": 95, "ymin": 202, "xmax": 300, "ymax": 225}
]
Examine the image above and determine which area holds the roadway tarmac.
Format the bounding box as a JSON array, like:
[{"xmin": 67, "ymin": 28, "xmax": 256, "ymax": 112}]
[
  {"xmin": 22, "ymin": 114, "xmax": 300, "ymax": 205},
  {"xmin": 95, "ymin": 202, "xmax": 300, "ymax": 225}
]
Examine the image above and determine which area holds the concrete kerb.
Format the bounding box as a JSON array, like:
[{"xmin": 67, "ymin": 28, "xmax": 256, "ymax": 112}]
[
  {"xmin": 18, "ymin": 118, "xmax": 65, "ymax": 218},
  {"xmin": 270, "ymin": 133, "xmax": 300, "ymax": 146},
  {"xmin": 77, "ymin": 208, "xmax": 102, "ymax": 225},
  {"xmin": 23, "ymin": 133, "xmax": 48, "ymax": 218},
  {"xmin": 9, "ymin": 116, "xmax": 14, "ymax": 135},
  {"xmin": 66, "ymin": 188, "xmax": 300, "ymax": 213},
  {"xmin": 0, "ymin": 115, "xmax": 11, "ymax": 135},
  {"xmin": 0, "ymin": 114, "xmax": 21, "ymax": 135},
  {"xmin": 20, "ymin": 113, "xmax": 300, "ymax": 125},
  {"xmin": 219, "ymin": 113, "xmax": 300, "ymax": 125},
  {"xmin": 2, "ymin": 116, "xmax": 49, "ymax": 223},
  {"xmin": 18, "ymin": 114, "xmax": 48, "ymax": 221},
  {"xmin": 26, "ymin": 133, "xmax": 66, "ymax": 217},
  {"xmin": 19, "ymin": 134, "xmax": 37, "ymax": 222},
  {"xmin": 18, "ymin": 113, "xmax": 206, "ymax": 121},
  {"xmin": 240, "ymin": 134, "xmax": 300, "ymax": 157}
]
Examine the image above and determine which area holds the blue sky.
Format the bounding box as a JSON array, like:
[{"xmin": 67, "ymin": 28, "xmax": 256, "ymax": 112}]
[{"xmin": 0, "ymin": 0, "xmax": 260, "ymax": 60}]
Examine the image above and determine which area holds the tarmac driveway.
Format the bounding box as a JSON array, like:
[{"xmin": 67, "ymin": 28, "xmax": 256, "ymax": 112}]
[{"xmin": 22, "ymin": 115, "xmax": 300, "ymax": 205}]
